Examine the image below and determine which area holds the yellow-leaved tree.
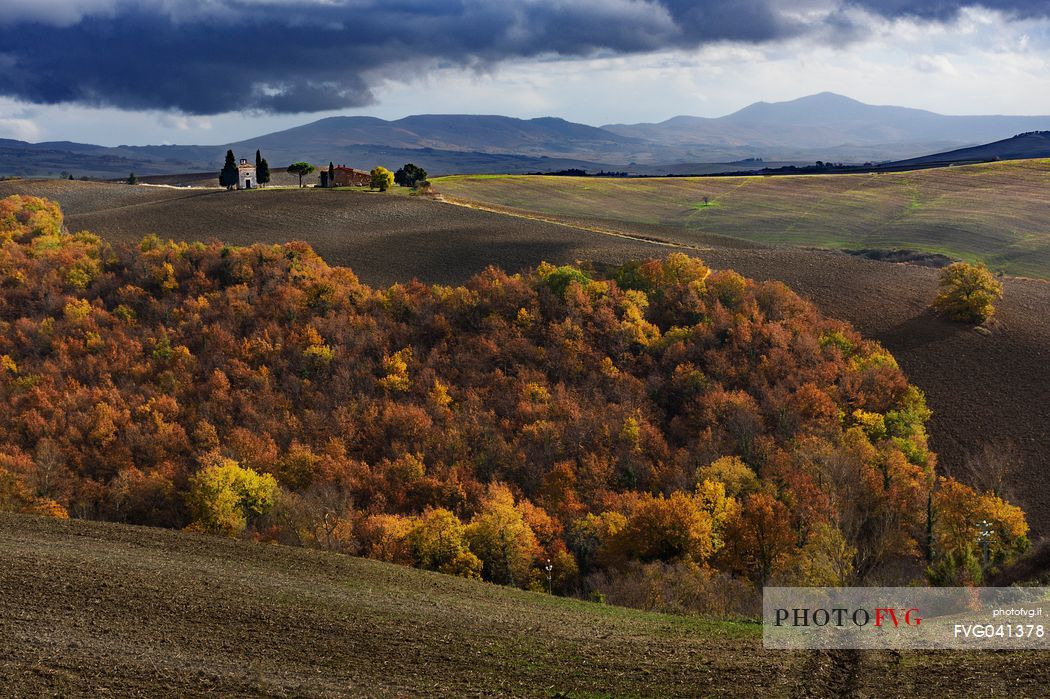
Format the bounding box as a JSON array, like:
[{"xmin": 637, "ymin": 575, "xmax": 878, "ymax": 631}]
[
  {"xmin": 407, "ymin": 508, "xmax": 482, "ymax": 579},
  {"xmin": 928, "ymin": 476, "xmax": 1028, "ymax": 585},
  {"xmin": 617, "ymin": 492, "xmax": 715, "ymax": 565},
  {"xmin": 370, "ymin": 166, "xmax": 394, "ymax": 192},
  {"xmin": 933, "ymin": 262, "xmax": 1003, "ymax": 323},
  {"xmin": 187, "ymin": 456, "xmax": 280, "ymax": 537},
  {"xmin": 466, "ymin": 483, "xmax": 540, "ymax": 587}
]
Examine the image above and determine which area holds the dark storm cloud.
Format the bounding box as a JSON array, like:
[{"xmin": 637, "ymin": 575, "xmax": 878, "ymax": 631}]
[
  {"xmin": 848, "ymin": 0, "xmax": 1050, "ymax": 20},
  {"xmin": 0, "ymin": 0, "xmax": 1045, "ymax": 115}
]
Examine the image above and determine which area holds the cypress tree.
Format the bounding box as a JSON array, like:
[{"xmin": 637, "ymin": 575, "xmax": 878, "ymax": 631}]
[
  {"xmin": 257, "ymin": 149, "xmax": 271, "ymax": 186},
  {"xmin": 328, "ymin": 162, "xmax": 335, "ymax": 188},
  {"xmin": 219, "ymin": 150, "xmax": 238, "ymax": 190}
]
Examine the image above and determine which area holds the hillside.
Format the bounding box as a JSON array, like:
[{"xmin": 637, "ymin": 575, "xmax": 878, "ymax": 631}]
[
  {"xmin": 10, "ymin": 191, "xmax": 1009, "ymax": 601},
  {"xmin": 0, "ymin": 139, "xmax": 612, "ymax": 180},
  {"xmin": 3, "ymin": 513, "xmax": 1049, "ymax": 697},
  {"xmin": 0, "ymin": 180, "xmax": 668, "ymax": 276},
  {"xmin": 230, "ymin": 114, "xmax": 643, "ymax": 163},
  {"xmin": 435, "ymin": 159, "xmax": 1050, "ymax": 280},
  {"xmin": 0, "ymin": 513, "xmax": 764, "ymax": 697},
  {"xmin": 1, "ymin": 179, "xmax": 1049, "ymax": 540},
  {"xmin": 894, "ymin": 131, "xmax": 1050, "ymax": 167}
]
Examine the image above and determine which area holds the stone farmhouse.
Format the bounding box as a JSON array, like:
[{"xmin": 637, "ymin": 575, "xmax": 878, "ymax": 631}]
[{"xmin": 320, "ymin": 165, "xmax": 371, "ymax": 188}]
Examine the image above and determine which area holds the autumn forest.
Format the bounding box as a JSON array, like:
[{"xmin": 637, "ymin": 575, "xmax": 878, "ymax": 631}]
[{"xmin": 0, "ymin": 195, "xmax": 1029, "ymax": 609}]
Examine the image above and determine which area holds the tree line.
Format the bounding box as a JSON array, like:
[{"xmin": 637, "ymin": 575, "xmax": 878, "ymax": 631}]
[{"xmin": 219, "ymin": 152, "xmax": 428, "ymax": 192}]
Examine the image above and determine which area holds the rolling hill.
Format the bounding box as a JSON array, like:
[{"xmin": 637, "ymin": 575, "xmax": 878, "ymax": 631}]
[
  {"xmin": 3, "ymin": 177, "xmax": 1050, "ymax": 539},
  {"xmin": 6, "ymin": 93, "xmax": 1050, "ymax": 178},
  {"xmin": 231, "ymin": 114, "xmax": 643, "ymax": 161},
  {"xmin": 893, "ymin": 131, "xmax": 1050, "ymax": 167},
  {"xmin": 435, "ymin": 158, "xmax": 1050, "ymax": 280},
  {"xmin": 0, "ymin": 138, "xmax": 611, "ymax": 181},
  {"xmin": 4, "ymin": 512, "xmax": 1048, "ymax": 697}
]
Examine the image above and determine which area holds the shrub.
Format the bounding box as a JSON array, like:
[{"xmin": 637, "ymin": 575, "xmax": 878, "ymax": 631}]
[
  {"xmin": 358, "ymin": 514, "xmax": 413, "ymax": 563},
  {"xmin": 585, "ymin": 560, "xmax": 758, "ymax": 619},
  {"xmin": 933, "ymin": 261, "xmax": 1003, "ymax": 323},
  {"xmin": 929, "ymin": 476, "xmax": 1029, "ymax": 582},
  {"xmin": 538, "ymin": 262, "xmax": 591, "ymax": 297}
]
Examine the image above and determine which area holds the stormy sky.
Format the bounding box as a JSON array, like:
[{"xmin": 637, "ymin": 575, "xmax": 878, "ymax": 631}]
[{"xmin": 1, "ymin": 0, "xmax": 1048, "ymax": 144}]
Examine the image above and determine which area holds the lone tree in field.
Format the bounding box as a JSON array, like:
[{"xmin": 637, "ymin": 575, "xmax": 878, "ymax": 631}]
[
  {"xmin": 219, "ymin": 150, "xmax": 239, "ymax": 190},
  {"xmin": 256, "ymin": 150, "xmax": 271, "ymax": 186},
  {"xmin": 287, "ymin": 162, "xmax": 315, "ymax": 188},
  {"xmin": 127, "ymin": 172, "xmax": 137, "ymax": 185},
  {"xmin": 370, "ymin": 166, "xmax": 394, "ymax": 192},
  {"xmin": 933, "ymin": 261, "xmax": 1003, "ymax": 323},
  {"xmin": 394, "ymin": 163, "xmax": 427, "ymax": 188}
]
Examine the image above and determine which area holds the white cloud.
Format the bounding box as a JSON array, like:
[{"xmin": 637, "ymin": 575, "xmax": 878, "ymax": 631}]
[
  {"xmin": 159, "ymin": 114, "xmax": 214, "ymax": 132},
  {"xmin": 914, "ymin": 54, "xmax": 959, "ymax": 75},
  {"xmin": 0, "ymin": 117, "xmax": 41, "ymax": 141}
]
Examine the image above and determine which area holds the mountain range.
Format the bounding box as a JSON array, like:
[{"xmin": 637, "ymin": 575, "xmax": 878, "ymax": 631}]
[{"xmin": 4, "ymin": 93, "xmax": 1050, "ymax": 178}]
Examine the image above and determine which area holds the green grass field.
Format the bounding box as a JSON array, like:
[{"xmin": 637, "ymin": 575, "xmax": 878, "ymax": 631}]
[{"xmin": 435, "ymin": 159, "xmax": 1050, "ymax": 279}]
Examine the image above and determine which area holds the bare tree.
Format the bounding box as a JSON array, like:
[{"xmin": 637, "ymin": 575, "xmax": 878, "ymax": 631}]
[
  {"xmin": 949, "ymin": 442, "xmax": 1019, "ymax": 500},
  {"xmin": 32, "ymin": 438, "xmax": 71, "ymax": 502}
]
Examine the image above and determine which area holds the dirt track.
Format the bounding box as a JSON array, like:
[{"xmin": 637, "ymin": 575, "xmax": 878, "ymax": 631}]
[{"xmin": 3, "ymin": 179, "xmax": 1049, "ymax": 535}]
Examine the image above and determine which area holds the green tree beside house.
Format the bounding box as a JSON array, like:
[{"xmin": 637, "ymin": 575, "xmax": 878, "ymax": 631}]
[
  {"xmin": 287, "ymin": 162, "xmax": 315, "ymax": 188},
  {"xmin": 219, "ymin": 150, "xmax": 238, "ymax": 190}
]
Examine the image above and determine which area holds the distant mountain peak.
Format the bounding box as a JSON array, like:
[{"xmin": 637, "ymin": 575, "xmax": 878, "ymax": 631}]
[
  {"xmin": 726, "ymin": 92, "xmax": 882, "ymax": 122},
  {"xmin": 794, "ymin": 91, "xmax": 863, "ymax": 103}
]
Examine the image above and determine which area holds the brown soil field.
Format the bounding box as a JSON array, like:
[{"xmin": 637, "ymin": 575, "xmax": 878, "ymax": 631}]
[
  {"xmin": 130, "ymin": 169, "xmax": 318, "ymax": 188},
  {"xmin": 0, "ymin": 180, "xmax": 671, "ymax": 284},
  {"xmin": 3, "ymin": 513, "xmax": 1048, "ymax": 697},
  {"xmin": 2, "ymin": 180, "xmax": 1049, "ymax": 537}
]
